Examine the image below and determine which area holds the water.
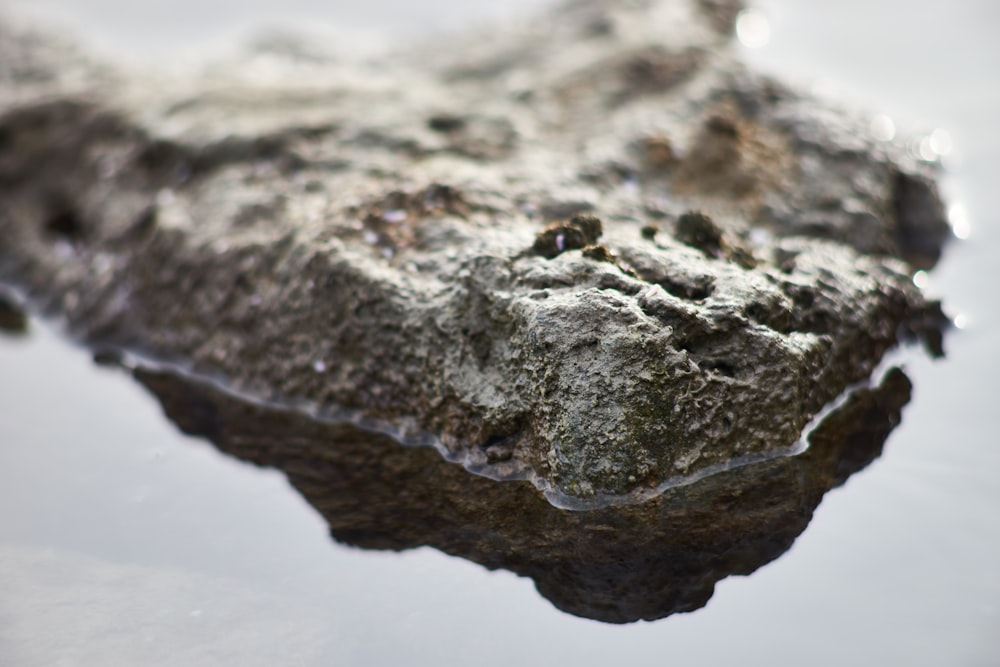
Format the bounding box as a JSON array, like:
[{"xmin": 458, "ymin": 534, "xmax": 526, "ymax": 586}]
[{"xmin": 1, "ymin": 0, "xmax": 999, "ymax": 664}]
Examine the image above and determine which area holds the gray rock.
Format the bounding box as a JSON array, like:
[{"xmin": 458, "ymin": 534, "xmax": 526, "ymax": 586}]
[{"xmin": 0, "ymin": 0, "xmax": 948, "ymax": 506}]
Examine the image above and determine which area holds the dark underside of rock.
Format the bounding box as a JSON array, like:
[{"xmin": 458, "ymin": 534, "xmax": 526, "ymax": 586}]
[{"xmin": 0, "ymin": 0, "xmax": 951, "ymax": 622}]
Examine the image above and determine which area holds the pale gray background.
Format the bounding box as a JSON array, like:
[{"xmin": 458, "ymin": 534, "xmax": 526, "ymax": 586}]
[{"xmin": 1, "ymin": 1, "xmax": 998, "ymax": 665}]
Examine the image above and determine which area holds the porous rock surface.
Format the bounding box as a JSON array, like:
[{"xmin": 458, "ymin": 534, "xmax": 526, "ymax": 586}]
[{"xmin": 0, "ymin": 0, "xmax": 948, "ymax": 506}]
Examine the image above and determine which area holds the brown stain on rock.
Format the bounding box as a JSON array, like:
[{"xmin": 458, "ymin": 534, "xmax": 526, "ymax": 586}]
[{"xmin": 671, "ymin": 107, "xmax": 795, "ymax": 210}]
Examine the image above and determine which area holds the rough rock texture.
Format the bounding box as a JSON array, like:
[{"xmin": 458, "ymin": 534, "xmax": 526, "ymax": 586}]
[{"xmin": 0, "ymin": 0, "xmax": 948, "ymax": 507}]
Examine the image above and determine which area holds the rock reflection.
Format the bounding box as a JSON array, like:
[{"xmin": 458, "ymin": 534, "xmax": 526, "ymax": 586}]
[{"xmin": 132, "ymin": 363, "xmax": 913, "ymax": 624}]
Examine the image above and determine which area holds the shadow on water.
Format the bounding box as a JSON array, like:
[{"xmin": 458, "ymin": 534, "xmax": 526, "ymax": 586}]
[{"xmin": 128, "ymin": 360, "xmax": 912, "ymax": 624}]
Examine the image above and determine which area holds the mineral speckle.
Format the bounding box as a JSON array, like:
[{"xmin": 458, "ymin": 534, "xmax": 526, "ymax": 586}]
[{"xmin": 531, "ymin": 214, "xmax": 605, "ymax": 259}]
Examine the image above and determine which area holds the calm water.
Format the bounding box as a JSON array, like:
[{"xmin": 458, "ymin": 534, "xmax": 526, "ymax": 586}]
[{"xmin": 1, "ymin": 1, "xmax": 998, "ymax": 664}]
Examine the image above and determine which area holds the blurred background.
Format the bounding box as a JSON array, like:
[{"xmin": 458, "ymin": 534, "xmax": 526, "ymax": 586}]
[
  {"xmin": 1, "ymin": 1, "xmax": 998, "ymax": 665},
  {"xmin": 0, "ymin": 0, "xmax": 543, "ymax": 59}
]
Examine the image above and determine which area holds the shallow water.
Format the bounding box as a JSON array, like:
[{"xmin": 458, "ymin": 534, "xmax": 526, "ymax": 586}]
[{"xmin": 1, "ymin": 0, "xmax": 999, "ymax": 664}]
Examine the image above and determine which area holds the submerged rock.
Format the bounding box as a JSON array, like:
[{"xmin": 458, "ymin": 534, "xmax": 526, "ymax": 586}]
[{"xmin": 0, "ymin": 0, "xmax": 951, "ymax": 615}]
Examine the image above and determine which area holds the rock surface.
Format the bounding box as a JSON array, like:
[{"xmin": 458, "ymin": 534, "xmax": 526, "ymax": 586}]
[{"xmin": 0, "ymin": 0, "xmax": 948, "ymax": 509}]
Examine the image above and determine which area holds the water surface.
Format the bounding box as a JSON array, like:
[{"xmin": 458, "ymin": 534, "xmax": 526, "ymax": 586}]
[{"xmin": 1, "ymin": 0, "xmax": 998, "ymax": 664}]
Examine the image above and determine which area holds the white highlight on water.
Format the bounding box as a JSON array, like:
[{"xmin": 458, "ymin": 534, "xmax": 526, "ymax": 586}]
[
  {"xmin": 736, "ymin": 9, "xmax": 771, "ymax": 49},
  {"xmin": 948, "ymin": 202, "xmax": 971, "ymax": 240},
  {"xmin": 870, "ymin": 114, "xmax": 896, "ymax": 142}
]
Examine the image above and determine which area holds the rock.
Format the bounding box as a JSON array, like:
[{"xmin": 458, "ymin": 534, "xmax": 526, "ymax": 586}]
[
  {"xmin": 0, "ymin": 0, "xmax": 949, "ymax": 509},
  {"xmin": 0, "ymin": 289, "xmax": 28, "ymax": 336}
]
